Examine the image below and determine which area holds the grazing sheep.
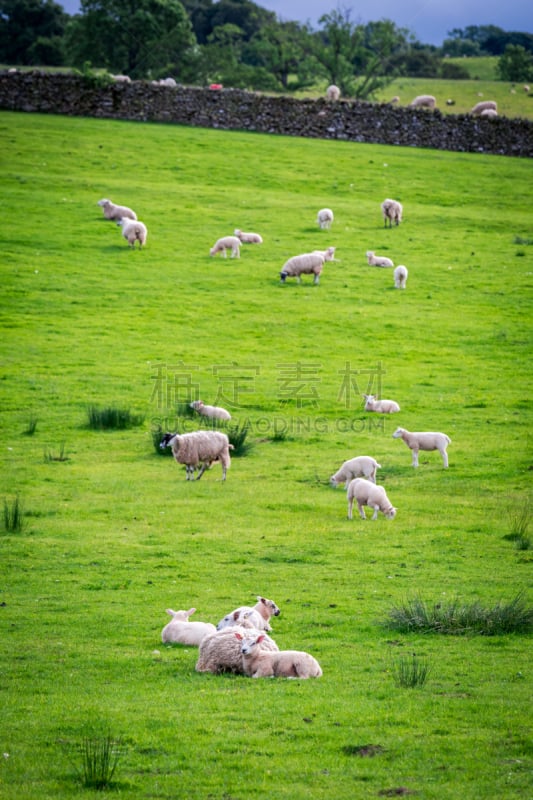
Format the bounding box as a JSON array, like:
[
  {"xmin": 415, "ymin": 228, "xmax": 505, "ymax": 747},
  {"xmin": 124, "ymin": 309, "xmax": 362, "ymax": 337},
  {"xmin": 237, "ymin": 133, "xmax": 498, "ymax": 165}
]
[
  {"xmin": 347, "ymin": 478, "xmax": 397, "ymax": 521},
  {"xmin": 480, "ymin": 108, "xmax": 498, "ymax": 118},
  {"xmin": 210, "ymin": 236, "xmax": 241, "ymax": 258},
  {"xmin": 97, "ymin": 198, "xmax": 137, "ymax": 221},
  {"xmin": 236, "ymin": 632, "xmax": 322, "ymax": 679},
  {"xmin": 111, "ymin": 74, "xmax": 131, "ymax": 83},
  {"xmin": 190, "ymin": 400, "xmax": 231, "ymax": 421},
  {"xmin": 196, "ymin": 623, "xmax": 278, "ymax": 674},
  {"xmin": 524, "ymin": 85, "xmax": 530, "ymax": 93},
  {"xmin": 366, "ymin": 250, "xmax": 394, "ymax": 268},
  {"xmin": 363, "ymin": 394, "xmax": 400, "ymax": 414},
  {"xmin": 470, "ymin": 100, "xmax": 497, "ymax": 116},
  {"xmin": 317, "ymin": 208, "xmax": 334, "ymax": 229},
  {"xmin": 234, "ymin": 229, "xmax": 263, "ymax": 244},
  {"xmin": 381, "ymin": 199, "xmax": 403, "ymax": 228},
  {"xmin": 161, "ymin": 608, "xmax": 216, "ymax": 646},
  {"xmin": 394, "ymin": 265, "xmax": 408, "ymax": 289},
  {"xmin": 280, "ymin": 248, "xmax": 335, "ymax": 284},
  {"xmin": 117, "ymin": 218, "xmax": 147, "ymax": 248},
  {"xmin": 159, "ymin": 431, "xmax": 233, "ymax": 481},
  {"xmin": 326, "ymin": 85, "xmax": 340, "ymax": 101},
  {"xmin": 330, "ymin": 456, "xmax": 381, "ymax": 487},
  {"xmin": 153, "ymin": 77, "xmax": 177, "ymax": 87},
  {"xmin": 409, "ymin": 94, "xmax": 436, "ymax": 109},
  {"xmin": 392, "ymin": 427, "xmax": 451, "ymax": 468},
  {"xmin": 216, "ymin": 596, "xmax": 280, "ymax": 632}
]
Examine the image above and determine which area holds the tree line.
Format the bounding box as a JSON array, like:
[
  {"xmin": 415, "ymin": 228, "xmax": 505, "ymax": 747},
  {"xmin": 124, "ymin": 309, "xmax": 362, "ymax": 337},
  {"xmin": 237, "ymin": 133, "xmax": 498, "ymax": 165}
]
[{"xmin": 1, "ymin": 0, "xmax": 533, "ymax": 97}]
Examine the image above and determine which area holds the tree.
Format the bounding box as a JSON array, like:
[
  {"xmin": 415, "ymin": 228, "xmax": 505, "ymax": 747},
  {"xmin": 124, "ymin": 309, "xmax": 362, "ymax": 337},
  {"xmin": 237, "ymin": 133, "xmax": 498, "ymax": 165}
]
[
  {"xmin": 498, "ymin": 44, "xmax": 533, "ymax": 82},
  {"xmin": 0, "ymin": 0, "xmax": 67, "ymax": 65},
  {"xmin": 244, "ymin": 21, "xmax": 313, "ymax": 90}
]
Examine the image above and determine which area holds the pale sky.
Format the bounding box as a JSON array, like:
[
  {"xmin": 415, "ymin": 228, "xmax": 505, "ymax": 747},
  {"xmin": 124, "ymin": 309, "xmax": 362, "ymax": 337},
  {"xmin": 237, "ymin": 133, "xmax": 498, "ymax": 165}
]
[{"xmin": 58, "ymin": 1, "xmax": 533, "ymax": 46}]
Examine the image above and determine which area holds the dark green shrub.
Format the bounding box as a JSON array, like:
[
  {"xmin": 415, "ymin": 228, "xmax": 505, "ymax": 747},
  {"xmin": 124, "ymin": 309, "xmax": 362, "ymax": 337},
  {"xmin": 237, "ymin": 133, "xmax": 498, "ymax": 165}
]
[{"xmin": 87, "ymin": 405, "xmax": 144, "ymax": 430}]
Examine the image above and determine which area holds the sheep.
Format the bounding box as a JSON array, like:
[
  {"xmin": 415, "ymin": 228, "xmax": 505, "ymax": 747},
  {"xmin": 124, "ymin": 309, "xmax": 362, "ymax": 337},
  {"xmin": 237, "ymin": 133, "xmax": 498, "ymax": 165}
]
[
  {"xmin": 524, "ymin": 85, "xmax": 530, "ymax": 93},
  {"xmin": 196, "ymin": 623, "xmax": 278, "ymax": 674},
  {"xmin": 325, "ymin": 85, "xmax": 340, "ymax": 101},
  {"xmin": 161, "ymin": 608, "xmax": 216, "ymax": 646},
  {"xmin": 216, "ymin": 596, "xmax": 280, "ymax": 632},
  {"xmin": 117, "ymin": 218, "xmax": 147, "ymax": 248},
  {"xmin": 280, "ymin": 247, "xmax": 335, "ymax": 285},
  {"xmin": 389, "ymin": 96, "xmax": 400, "ymax": 104},
  {"xmin": 347, "ymin": 477, "xmax": 397, "ymax": 521},
  {"xmin": 97, "ymin": 198, "xmax": 137, "ymax": 222},
  {"xmin": 409, "ymin": 94, "xmax": 436, "ymax": 109},
  {"xmin": 210, "ymin": 236, "xmax": 240, "ymax": 258},
  {"xmin": 363, "ymin": 394, "xmax": 400, "ymax": 414},
  {"xmin": 381, "ymin": 199, "xmax": 403, "ymax": 228},
  {"xmin": 189, "ymin": 400, "xmax": 231, "ymax": 421},
  {"xmin": 392, "ymin": 427, "xmax": 451, "ymax": 468},
  {"xmin": 480, "ymin": 108, "xmax": 498, "ymax": 118},
  {"xmin": 330, "ymin": 456, "xmax": 381, "ymax": 487},
  {"xmin": 111, "ymin": 74, "xmax": 131, "ymax": 83},
  {"xmin": 236, "ymin": 632, "xmax": 322, "ymax": 679},
  {"xmin": 316, "ymin": 208, "xmax": 334, "ymax": 229},
  {"xmin": 155, "ymin": 77, "xmax": 177, "ymax": 87},
  {"xmin": 470, "ymin": 100, "xmax": 497, "ymax": 116},
  {"xmin": 234, "ymin": 229, "xmax": 263, "ymax": 244},
  {"xmin": 366, "ymin": 250, "xmax": 394, "ymax": 268},
  {"xmin": 393, "ymin": 265, "xmax": 408, "ymax": 289},
  {"xmin": 159, "ymin": 431, "xmax": 233, "ymax": 481}
]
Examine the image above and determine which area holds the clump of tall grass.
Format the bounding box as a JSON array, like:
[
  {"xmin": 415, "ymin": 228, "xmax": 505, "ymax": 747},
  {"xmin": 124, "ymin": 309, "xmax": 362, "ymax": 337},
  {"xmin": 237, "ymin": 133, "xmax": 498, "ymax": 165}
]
[
  {"xmin": 87, "ymin": 405, "xmax": 144, "ymax": 430},
  {"xmin": 176, "ymin": 401, "xmax": 196, "ymax": 419},
  {"xmin": 504, "ymin": 496, "xmax": 531, "ymax": 551},
  {"xmin": 3, "ymin": 495, "xmax": 25, "ymax": 533},
  {"xmin": 72, "ymin": 731, "xmax": 124, "ymax": 790},
  {"xmin": 44, "ymin": 442, "xmax": 69, "ymax": 462},
  {"xmin": 514, "ymin": 235, "xmax": 533, "ymax": 246},
  {"xmin": 386, "ymin": 593, "xmax": 533, "ymax": 635},
  {"xmin": 227, "ymin": 422, "xmax": 253, "ymax": 456},
  {"xmin": 23, "ymin": 415, "xmax": 38, "ymax": 435},
  {"xmin": 392, "ymin": 653, "xmax": 431, "ymax": 688}
]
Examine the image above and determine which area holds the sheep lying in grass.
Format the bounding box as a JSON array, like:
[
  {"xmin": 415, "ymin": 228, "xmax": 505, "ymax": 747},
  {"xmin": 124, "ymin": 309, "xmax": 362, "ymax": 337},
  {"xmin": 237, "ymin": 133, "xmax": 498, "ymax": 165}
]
[
  {"xmin": 325, "ymin": 85, "xmax": 340, "ymax": 101},
  {"xmin": 97, "ymin": 198, "xmax": 137, "ymax": 221},
  {"xmin": 409, "ymin": 94, "xmax": 436, "ymax": 109},
  {"xmin": 210, "ymin": 236, "xmax": 241, "ymax": 258},
  {"xmin": 280, "ymin": 247, "xmax": 336, "ymax": 284},
  {"xmin": 316, "ymin": 208, "xmax": 334, "ymax": 229},
  {"xmin": 117, "ymin": 218, "xmax": 147, "ymax": 248},
  {"xmin": 234, "ymin": 229, "xmax": 263, "ymax": 244},
  {"xmin": 471, "ymin": 100, "xmax": 497, "ymax": 116},
  {"xmin": 347, "ymin": 478, "xmax": 397, "ymax": 521},
  {"xmin": 190, "ymin": 400, "xmax": 231, "ymax": 421},
  {"xmin": 196, "ymin": 622, "xmax": 278, "ymax": 674},
  {"xmin": 236, "ymin": 632, "xmax": 323, "ymax": 679},
  {"xmin": 330, "ymin": 456, "xmax": 381, "ymax": 487},
  {"xmin": 392, "ymin": 427, "xmax": 451, "ymax": 468},
  {"xmin": 366, "ymin": 250, "xmax": 394, "ymax": 267},
  {"xmin": 216, "ymin": 596, "xmax": 280, "ymax": 632},
  {"xmin": 159, "ymin": 431, "xmax": 233, "ymax": 481},
  {"xmin": 394, "ymin": 265, "xmax": 408, "ymax": 289},
  {"xmin": 363, "ymin": 394, "xmax": 400, "ymax": 414},
  {"xmin": 161, "ymin": 608, "xmax": 216, "ymax": 646},
  {"xmin": 381, "ymin": 198, "xmax": 403, "ymax": 227}
]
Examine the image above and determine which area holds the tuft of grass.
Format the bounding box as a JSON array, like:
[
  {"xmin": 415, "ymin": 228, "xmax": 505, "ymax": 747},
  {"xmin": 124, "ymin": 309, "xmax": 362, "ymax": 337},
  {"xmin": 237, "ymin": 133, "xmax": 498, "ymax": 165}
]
[
  {"xmin": 227, "ymin": 422, "xmax": 253, "ymax": 456},
  {"xmin": 514, "ymin": 235, "xmax": 533, "ymax": 246},
  {"xmin": 505, "ymin": 496, "xmax": 531, "ymax": 550},
  {"xmin": 72, "ymin": 731, "xmax": 124, "ymax": 790},
  {"xmin": 392, "ymin": 653, "xmax": 431, "ymax": 688},
  {"xmin": 87, "ymin": 405, "xmax": 145, "ymax": 430},
  {"xmin": 44, "ymin": 442, "xmax": 69, "ymax": 462},
  {"xmin": 176, "ymin": 400, "xmax": 196, "ymax": 418},
  {"xmin": 3, "ymin": 495, "xmax": 25, "ymax": 533},
  {"xmin": 22, "ymin": 415, "xmax": 38, "ymax": 436}
]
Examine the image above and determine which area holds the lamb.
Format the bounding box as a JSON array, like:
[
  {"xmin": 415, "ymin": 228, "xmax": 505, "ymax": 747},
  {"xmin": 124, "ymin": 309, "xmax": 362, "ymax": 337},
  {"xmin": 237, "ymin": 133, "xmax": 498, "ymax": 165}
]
[
  {"xmin": 234, "ymin": 229, "xmax": 263, "ymax": 244},
  {"xmin": 190, "ymin": 400, "xmax": 231, "ymax": 421},
  {"xmin": 347, "ymin": 477, "xmax": 397, "ymax": 521},
  {"xmin": 97, "ymin": 198, "xmax": 137, "ymax": 222},
  {"xmin": 409, "ymin": 94, "xmax": 436, "ymax": 109},
  {"xmin": 366, "ymin": 250, "xmax": 394, "ymax": 268},
  {"xmin": 161, "ymin": 608, "xmax": 216, "ymax": 646},
  {"xmin": 363, "ymin": 394, "xmax": 400, "ymax": 414},
  {"xmin": 381, "ymin": 199, "xmax": 403, "ymax": 227},
  {"xmin": 392, "ymin": 427, "xmax": 451, "ymax": 468},
  {"xmin": 210, "ymin": 235, "xmax": 240, "ymax": 258},
  {"xmin": 330, "ymin": 456, "xmax": 381, "ymax": 487},
  {"xmin": 393, "ymin": 265, "xmax": 408, "ymax": 289},
  {"xmin": 236, "ymin": 632, "xmax": 322, "ymax": 679},
  {"xmin": 159, "ymin": 430, "xmax": 233, "ymax": 481},
  {"xmin": 325, "ymin": 85, "xmax": 340, "ymax": 101},
  {"xmin": 117, "ymin": 218, "xmax": 147, "ymax": 248},
  {"xmin": 316, "ymin": 208, "xmax": 334, "ymax": 229},
  {"xmin": 196, "ymin": 623, "xmax": 278, "ymax": 674},
  {"xmin": 280, "ymin": 247, "xmax": 335, "ymax": 285},
  {"xmin": 216, "ymin": 596, "xmax": 280, "ymax": 632},
  {"xmin": 470, "ymin": 100, "xmax": 497, "ymax": 116},
  {"xmin": 480, "ymin": 108, "xmax": 498, "ymax": 118}
]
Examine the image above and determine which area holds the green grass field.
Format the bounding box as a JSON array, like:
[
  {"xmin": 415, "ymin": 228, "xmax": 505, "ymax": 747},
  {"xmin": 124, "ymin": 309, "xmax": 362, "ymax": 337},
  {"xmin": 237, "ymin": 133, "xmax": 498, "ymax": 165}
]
[{"xmin": 1, "ymin": 110, "xmax": 532, "ymax": 799}]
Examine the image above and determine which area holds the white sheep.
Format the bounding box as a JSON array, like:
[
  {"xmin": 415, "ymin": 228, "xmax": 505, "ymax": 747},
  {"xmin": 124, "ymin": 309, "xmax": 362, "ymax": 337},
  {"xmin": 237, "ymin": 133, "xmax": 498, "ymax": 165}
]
[
  {"xmin": 363, "ymin": 394, "xmax": 400, "ymax": 414},
  {"xmin": 161, "ymin": 608, "xmax": 216, "ymax": 646},
  {"xmin": 210, "ymin": 235, "xmax": 241, "ymax": 258},
  {"xmin": 280, "ymin": 247, "xmax": 335, "ymax": 285},
  {"xmin": 189, "ymin": 400, "xmax": 231, "ymax": 421},
  {"xmin": 236, "ymin": 632, "xmax": 323, "ymax": 679},
  {"xmin": 117, "ymin": 218, "xmax": 147, "ymax": 248},
  {"xmin": 393, "ymin": 265, "xmax": 408, "ymax": 289},
  {"xmin": 216, "ymin": 596, "xmax": 280, "ymax": 632},
  {"xmin": 154, "ymin": 77, "xmax": 177, "ymax": 87},
  {"xmin": 330, "ymin": 456, "xmax": 381, "ymax": 487},
  {"xmin": 366, "ymin": 250, "xmax": 394, "ymax": 268},
  {"xmin": 381, "ymin": 199, "xmax": 403, "ymax": 227},
  {"xmin": 392, "ymin": 427, "xmax": 451, "ymax": 468},
  {"xmin": 409, "ymin": 94, "xmax": 436, "ymax": 109},
  {"xmin": 234, "ymin": 229, "xmax": 263, "ymax": 244},
  {"xmin": 316, "ymin": 208, "xmax": 334, "ymax": 229},
  {"xmin": 159, "ymin": 431, "xmax": 233, "ymax": 481},
  {"xmin": 111, "ymin": 74, "xmax": 131, "ymax": 83},
  {"xmin": 196, "ymin": 623, "xmax": 278, "ymax": 674},
  {"xmin": 480, "ymin": 108, "xmax": 498, "ymax": 118},
  {"xmin": 470, "ymin": 100, "xmax": 497, "ymax": 116},
  {"xmin": 325, "ymin": 85, "xmax": 340, "ymax": 101},
  {"xmin": 97, "ymin": 198, "xmax": 137, "ymax": 221},
  {"xmin": 524, "ymin": 85, "xmax": 530, "ymax": 93},
  {"xmin": 347, "ymin": 477, "xmax": 397, "ymax": 521}
]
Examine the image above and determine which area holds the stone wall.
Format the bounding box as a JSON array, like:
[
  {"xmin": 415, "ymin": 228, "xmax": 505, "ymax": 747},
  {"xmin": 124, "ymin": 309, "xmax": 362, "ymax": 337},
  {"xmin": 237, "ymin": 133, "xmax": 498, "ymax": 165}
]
[{"xmin": 1, "ymin": 71, "xmax": 532, "ymax": 157}]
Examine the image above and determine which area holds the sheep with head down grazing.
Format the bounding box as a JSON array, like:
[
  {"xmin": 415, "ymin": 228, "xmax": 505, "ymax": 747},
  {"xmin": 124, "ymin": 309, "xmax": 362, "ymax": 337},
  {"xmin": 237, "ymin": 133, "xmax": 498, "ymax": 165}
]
[
  {"xmin": 330, "ymin": 455, "xmax": 381, "ymax": 487},
  {"xmin": 394, "ymin": 265, "xmax": 408, "ymax": 289},
  {"xmin": 210, "ymin": 236, "xmax": 241, "ymax": 258},
  {"xmin": 280, "ymin": 247, "xmax": 336, "ymax": 285},
  {"xmin": 159, "ymin": 430, "xmax": 233, "ymax": 481},
  {"xmin": 117, "ymin": 218, "xmax": 147, "ymax": 248},
  {"xmin": 347, "ymin": 478, "xmax": 397, "ymax": 521},
  {"xmin": 381, "ymin": 199, "xmax": 403, "ymax": 228},
  {"xmin": 316, "ymin": 208, "xmax": 334, "ymax": 229}
]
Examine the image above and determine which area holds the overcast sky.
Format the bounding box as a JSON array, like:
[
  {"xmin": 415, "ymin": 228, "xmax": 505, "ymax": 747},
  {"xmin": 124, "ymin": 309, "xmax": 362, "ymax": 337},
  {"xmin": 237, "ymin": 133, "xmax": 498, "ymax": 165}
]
[{"xmin": 58, "ymin": 1, "xmax": 533, "ymax": 46}]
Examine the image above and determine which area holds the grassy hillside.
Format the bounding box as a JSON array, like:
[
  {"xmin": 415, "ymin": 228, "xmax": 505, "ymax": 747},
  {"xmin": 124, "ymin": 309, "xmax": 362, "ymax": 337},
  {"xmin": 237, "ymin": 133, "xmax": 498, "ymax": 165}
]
[{"xmin": 1, "ymin": 111, "xmax": 532, "ymax": 800}]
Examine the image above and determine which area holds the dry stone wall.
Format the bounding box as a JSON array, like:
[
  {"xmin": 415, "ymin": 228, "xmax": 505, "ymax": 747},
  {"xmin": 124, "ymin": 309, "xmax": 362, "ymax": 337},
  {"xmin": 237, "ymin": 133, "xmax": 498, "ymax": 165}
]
[{"xmin": 1, "ymin": 71, "xmax": 532, "ymax": 157}]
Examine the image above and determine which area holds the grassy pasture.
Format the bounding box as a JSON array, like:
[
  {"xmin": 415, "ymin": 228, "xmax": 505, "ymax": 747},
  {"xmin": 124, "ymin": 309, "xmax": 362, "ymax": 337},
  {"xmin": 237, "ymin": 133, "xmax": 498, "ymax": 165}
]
[{"xmin": 1, "ymin": 111, "xmax": 532, "ymax": 799}]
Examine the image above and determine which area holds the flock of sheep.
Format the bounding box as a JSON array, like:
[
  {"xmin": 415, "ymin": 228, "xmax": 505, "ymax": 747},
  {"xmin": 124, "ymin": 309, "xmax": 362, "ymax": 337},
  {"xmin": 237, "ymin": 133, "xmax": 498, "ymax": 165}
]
[{"xmin": 326, "ymin": 85, "xmax": 501, "ymax": 118}]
